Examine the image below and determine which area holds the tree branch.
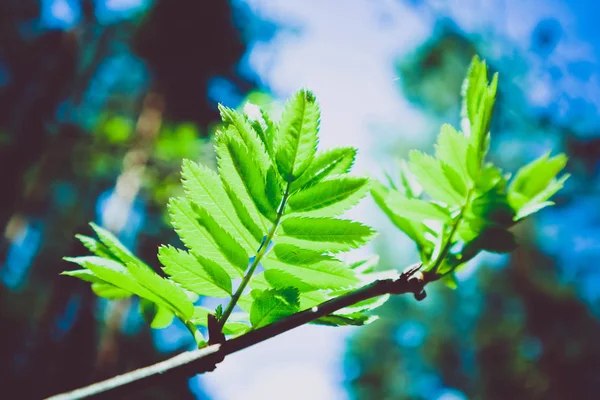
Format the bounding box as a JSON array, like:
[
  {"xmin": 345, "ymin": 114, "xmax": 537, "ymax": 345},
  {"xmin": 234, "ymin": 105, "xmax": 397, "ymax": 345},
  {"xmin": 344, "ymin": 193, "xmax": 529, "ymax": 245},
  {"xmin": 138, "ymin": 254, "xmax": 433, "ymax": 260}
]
[{"xmin": 46, "ymin": 263, "xmax": 430, "ymax": 400}]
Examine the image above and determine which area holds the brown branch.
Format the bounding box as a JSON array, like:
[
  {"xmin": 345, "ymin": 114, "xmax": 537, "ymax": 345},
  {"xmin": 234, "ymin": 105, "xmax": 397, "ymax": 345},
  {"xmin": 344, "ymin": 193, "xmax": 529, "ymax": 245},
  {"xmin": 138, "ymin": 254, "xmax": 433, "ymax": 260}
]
[{"xmin": 46, "ymin": 264, "xmax": 430, "ymax": 400}]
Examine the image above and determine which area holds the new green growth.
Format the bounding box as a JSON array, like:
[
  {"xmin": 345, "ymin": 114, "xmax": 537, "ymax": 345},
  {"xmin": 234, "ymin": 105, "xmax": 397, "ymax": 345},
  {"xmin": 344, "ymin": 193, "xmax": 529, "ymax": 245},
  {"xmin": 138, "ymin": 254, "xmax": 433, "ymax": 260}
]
[{"xmin": 63, "ymin": 56, "xmax": 568, "ymax": 347}]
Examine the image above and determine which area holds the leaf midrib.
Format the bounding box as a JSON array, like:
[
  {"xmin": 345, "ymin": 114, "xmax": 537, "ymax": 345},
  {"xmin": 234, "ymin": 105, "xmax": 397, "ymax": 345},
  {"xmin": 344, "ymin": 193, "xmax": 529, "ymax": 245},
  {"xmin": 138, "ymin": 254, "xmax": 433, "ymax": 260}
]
[{"xmin": 287, "ymin": 95, "xmax": 308, "ymax": 176}]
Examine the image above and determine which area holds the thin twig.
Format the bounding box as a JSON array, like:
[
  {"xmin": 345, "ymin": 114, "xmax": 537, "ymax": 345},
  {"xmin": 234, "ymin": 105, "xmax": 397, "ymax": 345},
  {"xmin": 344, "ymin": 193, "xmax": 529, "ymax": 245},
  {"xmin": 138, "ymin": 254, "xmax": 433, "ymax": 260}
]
[
  {"xmin": 46, "ymin": 345, "xmax": 222, "ymax": 400},
  {"xmin": 46, "ymin": 264, "xmax": 429, "ymax": 400}
]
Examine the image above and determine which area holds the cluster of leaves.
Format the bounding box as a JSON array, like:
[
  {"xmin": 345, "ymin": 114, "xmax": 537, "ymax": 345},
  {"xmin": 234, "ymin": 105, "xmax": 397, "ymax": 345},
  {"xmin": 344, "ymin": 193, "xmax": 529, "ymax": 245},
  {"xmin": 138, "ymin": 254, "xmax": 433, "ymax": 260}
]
[
  {"xmin": 63, "ymin": 89, "xmax": 390, "ymax": 347},
  {"xmin": 372, "ymin": 56, "xmax": 569, "ymax": 287},
  {"xmin": 62, "ymin": 56, "xmax": 568, "ymax": 349}
]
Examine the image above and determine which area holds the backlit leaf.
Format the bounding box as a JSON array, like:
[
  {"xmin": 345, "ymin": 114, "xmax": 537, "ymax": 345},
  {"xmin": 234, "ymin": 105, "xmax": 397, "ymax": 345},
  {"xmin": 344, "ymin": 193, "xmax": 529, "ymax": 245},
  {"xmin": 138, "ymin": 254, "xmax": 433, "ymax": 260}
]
[
  {"xmin": 279, "ymin": 217, "xmax": 375, "ymax": 253},
  {"xmin": 158, "ymin": 246, "xmax": 232, "ymax": 298},
  {"xmin": 181, "ymin": 159, "xmax": 257, "ymax": 251},
  {"xmin": 435, "ymin": 124, "xmax": 470, "ymax": 184},
  {"xmin": 408, "ymin": 151, "xmax": 464, "ymax": 205},
  {"xmin": 288, "ymin": 177, "xmax": 369, "ymax": 216},
  {"xmin": 275, "ymin": 89, "xmax": 320, "ymax": 181},
  {"xmin": 91, "ymin": 282, "xmax": 132, "ymax": 299},
  {"xmin": 250, "ymin": 288, "xmax": 300, "ymax": 328},
  {"xmin": 290, "ymin": 147, "xmax": 356, "ymax": 191},
  {"xmin": 168, "ymin": 197, "xmax": 241, "ymax": 278}
]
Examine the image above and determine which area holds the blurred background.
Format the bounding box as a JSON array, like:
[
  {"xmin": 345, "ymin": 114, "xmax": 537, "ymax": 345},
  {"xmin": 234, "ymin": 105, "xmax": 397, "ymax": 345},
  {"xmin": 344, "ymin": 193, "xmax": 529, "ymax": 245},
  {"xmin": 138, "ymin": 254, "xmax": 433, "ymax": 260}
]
[{"xmin": 1, "ymin": 0, "xmax": 599, "ymax": 399}]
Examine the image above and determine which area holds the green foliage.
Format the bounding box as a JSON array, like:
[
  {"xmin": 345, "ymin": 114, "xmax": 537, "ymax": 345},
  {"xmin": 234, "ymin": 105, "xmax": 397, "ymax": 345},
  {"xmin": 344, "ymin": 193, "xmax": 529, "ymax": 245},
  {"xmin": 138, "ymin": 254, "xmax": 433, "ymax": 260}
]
[
  {"xmin": 374, "ymin": 56, "xmax": 568, "ymax": 283},
  {"xmin": 275, "ymin": 89, "xmax": 320, "ymax": 181},
  {"xmin": 62, "ymin": 89, "xmax": 380, "ymax": 347},
  {"xmin": 250, "ymin": 288, "xmax": 300, "ymax": 328},
  {"xmin": 62, "ymin": 57, "xmax": 568, "ymax": 348}
]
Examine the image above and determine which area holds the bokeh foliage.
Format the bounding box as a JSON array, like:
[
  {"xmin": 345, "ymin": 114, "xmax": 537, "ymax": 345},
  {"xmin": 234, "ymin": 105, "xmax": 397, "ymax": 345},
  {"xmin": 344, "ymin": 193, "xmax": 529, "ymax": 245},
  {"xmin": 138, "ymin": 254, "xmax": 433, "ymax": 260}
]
[
  {"xmin": 0, "ymin": 1, "xmax": 260, "ymax": 398},
  {"xmin": 347, "ymin": 28, "xmax": 599, "ymax": 400}
]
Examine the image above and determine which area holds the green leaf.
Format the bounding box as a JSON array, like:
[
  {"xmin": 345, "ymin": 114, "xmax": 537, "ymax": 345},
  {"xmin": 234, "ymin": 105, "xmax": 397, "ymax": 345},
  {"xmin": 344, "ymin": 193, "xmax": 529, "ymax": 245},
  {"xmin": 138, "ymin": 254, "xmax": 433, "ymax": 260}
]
[
  {"xmin": 397, "ymin": 159, "xmax": 422, "ymax": 198},
  {"xmin": 191, "ymin": 306, "xmax": 249, "ymax": 335},
  {"xmin": 265, "ymin": 245, "xmax": 359, "ymax": 289},
  {"xmin": 222, "ymin": 322, "xmax": 250, "ymax": 336},
  {"xmin": 218, "ymin": 104, "xmax": 270, "ymax": 169},
  {"xmin": 251, "ymin": 270, "xmax": 316, "ymax": 293},
  {"xmin": 87, "ymin": 227, "xmax": 188, "ymax": 314},
  {"xmin": 223, "ymin": 181, "xmax": 264, "ymax": 244},
  {"xmin": 508, "ymin": 152, "xmax": 568, "ymax": 207},
  {"xmin": 469, "ymin": 189, "xmax": 515, "ymax": 227},
  {"xmin": 334, "ymin": 294, "xmax": 390, "ymax": 315},
  {"xmin": 384, "ymin": 192, "xmax": 451, "ymax": 222},
  {"xmin": 275, "ymin": 89, "xmax": 320, "ymax": 181},
  {"xmin": 191, "ymin": 306, "xmax": 211, "ymax": 325},
  {"xmin": 461, "ymin": 56, "xmax": 497, "ymax": 164},
  {"xmin": 279, "ymin": 217, "xmax": 375, "ymax": 253},
  {"xmin": 408, "ymin": 151, "xmax": 464, "ymax": 205},
  {"xmin": 476, "ymin": 164, "xmax": 506, "ymax": 194},
  {"xmin": 250, "ymin": 288, "xmax": 300, "ymax": 328},
  {"xmin": 435, "ymin": 124, "xmax": 471, "ymax": 184},
  {"xmin": 168, "ymin": 197, "xmax": 241, "ymax": 278},
  {"xmin": 350, "ymin": 256, "xmax": 380, "ymax": 274},
  {"xmin": 314, "ymin": 312, "xmax": 376, "ymax": 326},
  {"xmin": 67, "ymin": 256, "xmax": 168, "ymax": 311},
  {"xmin": 482, "ymin": 72, "xmax": 498, "ymax": 136},
  {"xmin": 126, "ymin": 261, "xmax": 194, "ymax": 320},
  {"xmin": 89, "ymin": 223, "xmax": 142, "ymax": 267},
  {"xmin": 266, "ymin": 166, "xmax": 284, "ymax": 211},
  {"xmin": 236, "ymin": 294, "xmax": 253, "ymax": 314},
  {"xmin": 462, "ymin": 55, "xmax": 486, "ymax": 132},
  {"xmin": 216, "ymin": 130, "xmax": 270, "ymax": 233},
  {"xmin": 457, "ymin": 218, "xmax": 481, "ymax": 243},
  {"xmin": 214, "ymin": 305, "xmax": 224, "ymax": 321},
  {"xmin": 515, "ymin": 201, "xmax": 552, "ymax": 221},
  {"xmin": 515, "ymin": 173, "xmax": 568, "ymax": 220},
  {"xmin": 151, "ymin": 307, "xmax": 175, "ymax": 329},
  {"xmin": 288, "ymin": 177, "xmax": 369, "ymax": 216},
  {"xmin": 61, "ymin": 268, "xmax": 105, "ymax": 284},
  {"xmin": 244, "ymin": 103, "xmax": 276, "ymax": 160},
  {"xmin": 158, "ymin": 246, "xmax": 232, "ymax": 298},
  {"xmin": 466, "ymin": 143, "xmax": 481, "ymax": 180},
  {"xmin": 384, "ymin": 171, "xmax": 397, "ymax": 191},
  {"xmin": 441, "ymin": 274, "xmax": 458, "ymax": 290},
  {"xmin": 441, "ymin": 162, "xmax": 468, "ymax": 198},
  {"xmin": 218, "ymin": 131, "xmax": 277, "ymax": 221},
  {"xmin": 298, "ymin": 291, "xmax": 329, "ymax": 310},
  {"xmin": 181, "ymin": 159, "xmax": 258, "ymax": 251},
  {"xmin": 191, "ymin": 203, "xmax": 249, "ymax": 274},
  {"xmin": 91, "ymin": 282, "xmax": 132, "ymax": 299},
  {"xmin": 370, "ymin": 181, "xmax": 432, "ymax": 258},
  {"xmin": 225, "ymin": 287, "xmax": 324, "ymax": 316},
  {"xmin": 290, "ymin": 147, "xmax": 356, "ymax": 192},
  {"xmin": 75, "ymin": 235, "xmax": 114, "ymax": 259}
]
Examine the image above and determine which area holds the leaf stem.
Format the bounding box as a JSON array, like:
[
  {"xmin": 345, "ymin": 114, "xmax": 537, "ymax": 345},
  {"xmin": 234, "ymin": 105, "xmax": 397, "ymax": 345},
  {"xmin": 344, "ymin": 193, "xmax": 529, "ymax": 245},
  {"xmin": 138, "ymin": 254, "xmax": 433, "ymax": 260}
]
[
  {"xmin": 184, "ymin": 319, "xmax": 206, "ymax": 348},
  {"xmin": 430, "ymin": 188, "xmax": 474, "ymax": 274},
  {"xmin": 218, "ymin": 181, "xmax": 292, "ymax": 328}
]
